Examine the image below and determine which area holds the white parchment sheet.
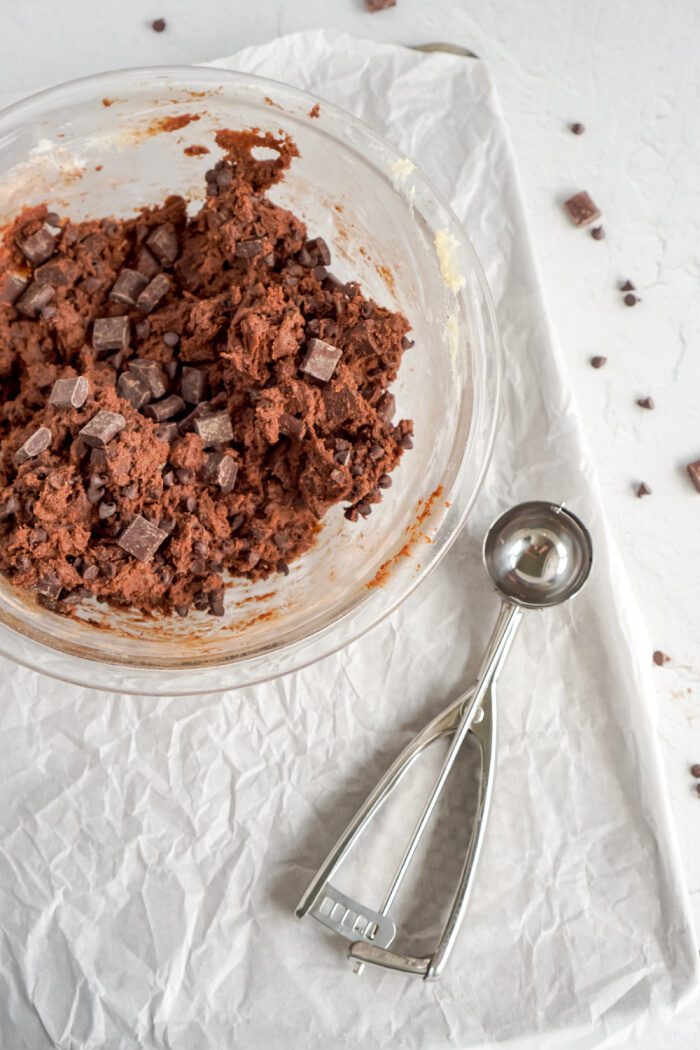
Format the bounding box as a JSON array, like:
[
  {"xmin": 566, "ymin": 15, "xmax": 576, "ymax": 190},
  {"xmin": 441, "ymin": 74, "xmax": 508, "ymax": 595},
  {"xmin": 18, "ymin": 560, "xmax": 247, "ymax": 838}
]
[{"xmin": 0, "ymin": 30, "xmax": 698, "ymax": 1050}]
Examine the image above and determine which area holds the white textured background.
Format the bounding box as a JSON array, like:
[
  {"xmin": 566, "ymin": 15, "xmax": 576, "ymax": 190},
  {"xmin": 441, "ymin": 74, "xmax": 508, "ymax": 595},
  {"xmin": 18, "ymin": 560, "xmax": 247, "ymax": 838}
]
[{"xmin": 1, "ymin": 2, "xmax": 698, "ymax": 1047}]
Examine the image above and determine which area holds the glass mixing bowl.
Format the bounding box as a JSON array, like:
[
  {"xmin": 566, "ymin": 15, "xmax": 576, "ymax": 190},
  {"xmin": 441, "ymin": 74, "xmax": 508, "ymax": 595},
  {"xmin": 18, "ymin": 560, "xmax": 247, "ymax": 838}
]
[{"xmin": 0, "ymin": 67, "xmax": 500, "ymax": 695}]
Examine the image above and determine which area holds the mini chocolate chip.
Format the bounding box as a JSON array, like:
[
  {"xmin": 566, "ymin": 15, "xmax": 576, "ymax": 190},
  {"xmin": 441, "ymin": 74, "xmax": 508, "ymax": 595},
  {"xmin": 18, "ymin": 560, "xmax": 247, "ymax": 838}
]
[
  {"xmin": 155, "ymin": 422, "xmax": 178, "ymax": 444},
  {"xmin": 135, "ymin": 319, "xmax": 151, "ymax": 340},
  {"xmin": 357, "ymin": 502, "xmax": 372, "ymax": 517},
  {"xmin": 350, "ymin": 464, "xmax": 363, "ymax": 477},
  {"xmin": 82, "ymin": 564, "xmax": 100, "ymax": 581},
  {"xmin": 176, "ymin": 468, "xmax": 193, "ymax": 484},
  {"xmin": 620, "ymin": 280, "xmax": 635, "ymax": 292},
  {"xmin": 335, "ymin": 449, "xmax": 350, "ymax": 465},
  {"xmin": 175, "ymin": 604, "xmax": 189, "ymax": 617},
  {"xmin": 313, "ymin": 265, "xmax": 328, "ymax": 282},
  {"xmin": 399, "ymin": 434, "xmax": 413, "ymax": 450},
  {"xmin": 143, "ymin": 395, "xmax": 185, "ymax": 422},
  {"xmin": 637, "ymin": 397, "xmax": 655, "ymax": 410},
  {"xmin": 235, "ymin": 238, "xmax": 264, "ymax": 259},
  {"xmin": 181, "ymin": 367, "xmax": 206, "ymax": 404},
  {"xmin": 653, "ymin": 650, "xmax": 670, "ymax": 666},
  {"xmin": 401, "ymin": 335, "xmax": 415, "ymax": 350},
  {"xmin": 690, "ymin": 764, "xmax": 700, "ymax": 778},
  {"xmin": 152, "ymin": 17, "xmax": 166, "ymax": 31},
  {"xmin": 0, "ymin": 496, "xmax": 19, "ymax": 520},
  {"xmin": 121, "ymin": 482, "xmax": 138, "ymax": 500},
  {"xmin": 276, "ymin": 560, "xmax": 290, "ymax": 576},
  {"xmin": 185, "ymin": 496, "xmax": 197, "ymax": 512},
  {"xmin": 162, "ymin": 330, "xmax": 179, "ymax": 347},
  {"xmin": 591, "ymin": 356, "xmax": 607, "ymax": 369},
  {"xmin": 368, "ymin": 444, "xmax": 384, "ymax": 462},
  {"xmin": 344, "ymin": 507, "xmax": 359, "ymax": 522},
  {"xmin": 162, "ymin": 470, "xmax": 174, "ymax": 489},
  {"xmin": 378, "ymin": 474, "xmax": 392, "ymax": 489},
  {"xmin": 570, "ymin": 122, "xmax": 585, "ymax": 135},
  {"xmin": 624, "ymin": 293, "xmax": 638, "ymax": 307},
  {"xmin": 17, "ymin": 223, "xmax": 59, "ymax": 266},
  {"xmin": 164, "ymin": 360, "xmax": 179, "ymax": 379},
  {"xmin": 636, "ymin": 482, "xmax": 652, "ymax": 498},
  {"xmin": 590, "ymin": 226, "xmax": 605, "ymax": 240}
]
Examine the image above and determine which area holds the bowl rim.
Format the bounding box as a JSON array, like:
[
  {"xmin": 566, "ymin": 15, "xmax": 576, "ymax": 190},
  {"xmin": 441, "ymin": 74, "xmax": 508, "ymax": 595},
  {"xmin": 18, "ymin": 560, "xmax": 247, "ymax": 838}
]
[{"xmin": 0, "ymin": 64, "xmax": 502, "ymax": 694}]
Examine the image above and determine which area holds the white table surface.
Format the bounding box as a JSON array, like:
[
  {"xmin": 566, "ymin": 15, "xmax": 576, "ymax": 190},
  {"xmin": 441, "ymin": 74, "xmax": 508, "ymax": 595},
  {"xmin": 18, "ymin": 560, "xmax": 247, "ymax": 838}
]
[{"xmin": 2, "ymin": 2, "xmax": 698, "ymax": 1047}]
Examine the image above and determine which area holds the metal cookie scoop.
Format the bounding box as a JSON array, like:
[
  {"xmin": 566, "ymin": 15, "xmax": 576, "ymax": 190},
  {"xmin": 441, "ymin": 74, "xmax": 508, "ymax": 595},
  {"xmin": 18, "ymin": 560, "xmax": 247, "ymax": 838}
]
[{"xmin": 296, "ymin": 501, "xmax": 593, "ymax": 980}]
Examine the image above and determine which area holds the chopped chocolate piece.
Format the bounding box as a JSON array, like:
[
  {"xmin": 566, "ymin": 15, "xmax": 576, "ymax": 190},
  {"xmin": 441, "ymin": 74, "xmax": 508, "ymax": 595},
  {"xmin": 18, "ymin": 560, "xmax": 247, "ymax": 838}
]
[
  {"xmin": 17, "ymin": 223, "xmax": 59, "ymax": 265},
  {"xmin": 377, "ymin": 392, "xmax": 396, "ymax": 422},
  {"xmin": 178, "ymin": 402, "xmax": 211, "ymax": 434},
  {"xmin": 136, "ymin": 273, "xmax": 170, "ymax": 313},
  {"xmin": 93, "ymin": 316, "xmax": 130, "ymax": 352},
  {"xmin": 98, "ymin": 501, "xmax": 117, "ymax": 520},
  {"xmin": 128, "ymin": 358, "xmax": 167, "ymax": 399},
  {"xmin": 105, "ymin": 352, "xmax": 124, "ymax": 371},
  {"xmin": 401, "ymin": 335, "xmax": 414, "ymax": 350},
  {"xmin": 378, "ymin": 474, "xmax": 392, "ymax": 489},
  {"xmin": 162, "ymin": 470, "xmax": 174, "ymax": 488},
  {"xmin": 278, "ymin": 413, "xmax": 306, "ymax": 440},
  {"xmin": 146, "ymin": 222, "xmax": 178, "ymax": 265},
  {"xmin": 623, "ymin": 293, "xmax": 638, "ymax": 307},
  {"xmin": 570, "ymin": 122, "xmax": 585, "ymax": 135},
  {"xmin": 637, "ymin": 397, "xmax": 654, "ymax": 410},
  {"xmin": 143, "ymin": 395, "xmax": 185, "ymax": 422},
  {"xmin": 36, "ymin": 573, "xmax": 62, "ymax": 600},
  {"xmin": 162, "ymin": 330, "xmax": 179, "ymax": 347},
  {"xmin": 82, "ymin": 564, "xmax": 99, "ymax": 581},
  {"xmin": 690, "ymin": 764, "xmax": 700, "ymax": 779},
  {"xmin": 109, "ymin": 268, "xmax": 148, "ymax": 306},
  {"xmin": 364, "ymin": 0, "xmax": 396, "ymax": 9},
  {"xmin": 620, "ymin": 280, "xmax": 635, "ymax": 292},
  {"xmin": 0, "ymin": 495, "xmax": 19, "ymax": 520},
  {"xmin": 155, "ymin": 422, "xmax": 178, "ymax": 443},
  {"xmin": 235, "ymin": 238, "xmax": 264, "ymax": 259},
  {"xmin": 195, "ymin": 411, "xmax": 234, "ymax": 447},
  {"xmin": 136, "ymin": 247, "xmax": 160, "ymax": 279},
  {"xmin": 34, "ymin": 262, "xmax": 69, "ymax": 286},
  {"xmin": 591, "ymin": 356, "xmax": 607, "ymax": 369},
  {"xmin": 174, "ymin": 604, "xmax": 189, "ymax": 617},
  {"xmin": 121, "ymin": 481, "xmax": 138, "ymax": 499},
  {"xmin": 636, "ymin": 482, "xmax": 652, "ymax": 498},
  {"xmin": 0, "ymin": 273, "xmax": 28, "ymax": 304},
  {"xmin": 117, "ymin": 371, "xmax": 151, "ymax": 410},
  {"xmin": 312, "ymin": 237, "xmax": 331, "ymax": 266},
  {"xmin": 152, "ymin": 17, "xmax": 166, "ymax": 31},
  {"xmin": 49, "ymin": 375, "xmax": 89, "ymax": 409},
  {"xmin": 399, "ymin": 434, "xmax": 413, "ymax": 450},
  {"xmin": 563, "ymin": 191, "xmax": 601, "ymax": 228},
  {"xmin": 301, "ymin": 337, "xmax": 342, "ymax": 382},
  {"xmin": 653, "ymin": 650, "xmax": 670, "ymax": 666},
  {"xmin": 16, "ymin": 281, "xmax": 55, "ymax": 318},
  {"xmin": 686, "ymin": 460, "xmax": 700, "ymax": 493},
  {"xmin": 209, "ymin": 591, "xmax": 225, "ymax": 617},
  {"xmin": 15, "ymin": 426, "xmax": 51, "ymax": 465},
  {"xmin": 204, "ymin": 452, "xmax": 238, "ymax": 493},
  {"xmin": 298, "ymin": 247, "xmax": 314, "ymax": 267},
  {"xmin": 79, "ymin": 410, "xmax": 125, "ymax": 448},
  {"xmin": 118, "ymin": 514, "xmax": 168, "ymax": 562},
  {"xmin": 313, "ymin": 265, "xmax": 328, "ymax": 281},
  {"xmin": 590, "ymin": 226, "xmax": 605, "ymax": 240},
  {"xmin": 334, "ymin": 449, "xmax": 349, "ymax": 465},
  {"xmin": 181, "ymin": 366, "xmax": 206, "ymax": 404}
]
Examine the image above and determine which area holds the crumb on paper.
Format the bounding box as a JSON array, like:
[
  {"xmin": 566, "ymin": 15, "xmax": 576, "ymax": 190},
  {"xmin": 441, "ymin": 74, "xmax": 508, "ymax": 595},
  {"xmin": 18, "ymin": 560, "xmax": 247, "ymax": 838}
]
[
  {"xmin": 434, "ymin": 229, "xmax": 466, "ymax": 293},
  {"xmin": 308, "ymin": 103, "xmax": 321, "ymax": 119},
  {"xmin": 390, "ymin": 157, "xmax": 415, "ymax": 190}
]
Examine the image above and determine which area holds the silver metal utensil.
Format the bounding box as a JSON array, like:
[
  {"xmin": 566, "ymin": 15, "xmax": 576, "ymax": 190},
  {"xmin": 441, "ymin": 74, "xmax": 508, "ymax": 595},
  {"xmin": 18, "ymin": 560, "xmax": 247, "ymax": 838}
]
[{"xmin": 296, "ymin": 501, "xmax": 593, "ymax": 979}]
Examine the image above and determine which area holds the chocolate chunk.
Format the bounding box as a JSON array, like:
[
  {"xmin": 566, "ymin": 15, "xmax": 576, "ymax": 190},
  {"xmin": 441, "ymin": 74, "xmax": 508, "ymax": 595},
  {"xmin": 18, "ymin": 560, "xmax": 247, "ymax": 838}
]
[
  {"xmin": 117, "ymin": 371, "xmax": 151, "ymax": 410},
  {"xmin": 653, "ymin": 650, "xmax": 670, "ymax": 666},
  {"xmin": 16, "ymin": 281, "xmax": 55, "ymax": 318},
  {"xmin": 162, "ymin": 330, "xmax": 179, "ymax": 347},
  {"xmin": 279, "ymin": 413, "xmax": 306, "ymax": 440},
  {"xmin": 301, "ymin": 338, "xmax": 342, "ymax": 382},
  {"xmin": 590, "ymin": 226, "xmax": 605, "ymax": 240},
  {"xmin": 118, "ymin": 514, "xmax": 168, "ymax": 562},
  {"xmin": 17, "ymin": 223, "xmax": 59, "ymax": 265},
  {"xmin": 235, "ymin": 238, "xmax": 264, "ymax": 259},
  {"xmin": 128, "ymin": 359, "xmax": 167, "ymax": 399},
  {"xmin": 636, "ymin": 481, "xmax": 651, "ymax": 498},
  {"xmin": 136, "ymin": 247, "xmax": 161, "ymax": 279},
  {"xmin": 36, "ymin": 573, "xmax": 62, "ymax": 600},
  {"xmin": 313, "ymin": 265, "xmax": 328, "ymax": 282},
  {"xmin": 178, "ymin": 401, "xmax": 211, "ymax": 434},
  {"xmin": 570, "ymin": 122, "xmax": 585, "ymax": 135},
  {"xmin": 181, "ymin": 366, "xmax": 206, "ymax": 404},
  {"xmin": 377, "ymin": 392, "xmax": 396, "ymax": 422},
  {"xmin": 378, "ymin": 474, "xmax": 392, "ymax": 489},
  {"xmin": 691, "ymin": 764, "xmax": 700, "ymax": 778},
  {"xmin": 204, "ymin": 451, "xmax": 238, "ymax": 493},
  {"xmin": 34, "ymin": 261, "xmax": 70, "ymax": 286},
  {"xmin": 109, "ymin": 268, "xmax": 148, "ymax": 306},
  {"xmin": 401, "ymin": 335, "xmax": 414, "ymax": 350},
  {"xmin": 686, "ymin": 460, "xmax": 700, "ymax": 493},
  {"xmin": 105, "ymin": 352, "xmax": 124, "ymax": 371},
  {"xmin": 136, "ymin": 272, "xmax": 170, "ymax": 313},
  {"xmin": 620, "ymin": 280, "xmax": 635, "ymax": 292},
  {"xmin": 15, "ymin": 426, "xmax": 51, "ymax": 464},
  {"xmin": 50, "ymin": 375, "xmax": 89, "ymax": 409},
  {"xmin": 143, "ymin": 395, "xmax": 185, "ymax": 422},
  {"xmin": 623, "ymin": 293, "xmax": 638, "ymax": 307},
  {"xmin": 209, "ymin": 590, "xmax": 225, "ymax": 617},
  {"xmin": 82, "ymin": 564, "xmax": 99, "ymax": 581},
  {"xmin": 364, "ymin": 0, "xmax": 396, "ymax": 9},
  {"xmin": 146, "ymin": 223, "xmax": 178, "ymax": 265},
  {"xmin": 195, "ymin": 411, "xmax": 234, "ymax": 447},
  {"xmin": 0, "ymin": 273, "xmax": 28, "ymax": 304},
  {"xmin": 98, "ymin": 501, "xmax": 117, "ymax": 520},
  {"xmin": 591, "ymin": 356, "xmax": 607, "ymax": 369},
  {"xmin": 152, "ymin": 17, "xmax": 166, "ymax": 31},
  {"xmin": 79, "ymin": 410, "xmax": 125, "ymax": 448},
  {"xmin": 93, "ymin": 316, "xmax": 130, "ymax": 352},
  {"xmin": 155, "ymin": 422, "xmax": 178, "ymax": 443},
  {"xmin": 298, "ymin": 247, "xmax": 314, "ymax": 268},
  {"xmin": 637, "ymin": 397, "xmax": 654, "ymax": 410},
  {"xmin": 312, "ymin": 237, "xmax": 331, "ymax": 266},
  {"xmin": 563, "ymin": 191, "xmax": 601, "ymax": 228},
  {"xmin": 121, "ymin": 481, "xmax": 138, "ymax": 500}
]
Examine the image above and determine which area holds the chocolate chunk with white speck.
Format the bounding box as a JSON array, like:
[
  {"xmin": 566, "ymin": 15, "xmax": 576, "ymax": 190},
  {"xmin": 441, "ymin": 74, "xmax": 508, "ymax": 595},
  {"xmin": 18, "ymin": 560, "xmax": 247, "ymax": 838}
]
[
  {"xmin": 301, "ymin": 337, "xmax": 342, "ymax": 382},
  {"xmin": 15, "ymin": 426, "xmax": 51, "ymax": 464},
  {"xmin": 204, "ymin": 452, "xmax": 238, "ymax": 493},
  {"xmin": 143, "ymin": 395, "xmax": 185, "ymax": 422},
  {"xmin": 563, "ymin": 191, "xmax": 601, "ymax": 228},
  {"xmin": 109, "ymin": 268, "xmax": 148, "ymax": 306},
  {"xmin": 50, "ymin": 375, "xmax": 89, "ymax": 409},
  {"xmin": 17, "ymin": 223, "xmax": 59, "ymax": 265},
  {"xmin": 118, "ymin": 514, "xmax": 168, "ymax": 562},
  {"xmin": 117, "ymin": 371, "xmax": 151, "ymax": 410},
  {"xmin": 279, "ymin": 413, "xmax": 306, "ymax": 440},
  {"xmin": 79, "ymin": 410, "xmax": 125, "ymax": 448},
  {"xmin": 181, "ymin": 366, "xmax": 206, "ymax": 404},
  {"xmin": 0, "ymin": 273, "xmax": 28, "ymax": 304},
  {"xmin": 687, "ymin": 460, "xmax": 700, "ymax": 493},
  {"xmin": 93, "ymin": 316, "xmax": 130, "ymax": 352},
  {"xmin": 235, "ymin": 238, "xmax": 265, "ymax": 259},
  {"xmin": 195, "ymin": 411, "xmax": 234, "ymax": 447},
  {"xmin": 128, "ymin": 358, "xmax": 167, "ymax": 399},
  {"xmin": 146, "ymin": 223, "xmax": 178, "ymax": 265},
  {"xmin": 136, "ymin": 273, "xmax": 170, "ymax": 313},
  {"xmin": 16, "ymin": 281, "xmax": 55, "ymax": 318}
]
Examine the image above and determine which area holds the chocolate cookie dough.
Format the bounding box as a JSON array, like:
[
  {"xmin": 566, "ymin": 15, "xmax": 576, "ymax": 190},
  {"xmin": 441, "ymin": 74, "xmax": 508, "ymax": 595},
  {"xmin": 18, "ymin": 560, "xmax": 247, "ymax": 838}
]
[{"xmin": 0, "ymin": 129, "xmax": 413, "ymax": 618}]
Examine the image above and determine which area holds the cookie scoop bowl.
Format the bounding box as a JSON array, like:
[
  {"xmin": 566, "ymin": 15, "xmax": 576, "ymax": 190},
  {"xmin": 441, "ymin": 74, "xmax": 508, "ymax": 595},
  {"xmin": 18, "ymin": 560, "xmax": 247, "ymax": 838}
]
[{"xmin": 0, "ymin": 66, "xmax": 500, "ymax": 695}]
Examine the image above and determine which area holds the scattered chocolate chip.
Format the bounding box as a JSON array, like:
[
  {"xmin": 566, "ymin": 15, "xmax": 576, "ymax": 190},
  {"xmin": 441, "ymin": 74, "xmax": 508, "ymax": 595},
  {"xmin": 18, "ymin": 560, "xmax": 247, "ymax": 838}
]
[
  {"xmin": 162, "ymin": 470, "xmax": 174, "ymax": 489},
  {"xmin": 118, "ymin": 515, "xmax": 168, "ymax": 562},
  {"xmin": 401, "ymin": 335, "xmax": 414, "ymax": 350},
  {"xmin": 590, "ymin": 226, "xmax": 605, "ymax": 240},
  {"xmin": 350, "ymin": 464, "xmax": 363, "ymax": 478},
  {"xmin": 378, "ymin": 474, "xmax": 392, "ymax": 489},
  {"xmin": 301, "ymin": 337, "xmax": 342, "ymax": 382},
  {"xmin": 313, "ymin": 265, "xmax": 328, "ymax": 282},
  {"xmin": 93, "ymin": 316, "xmax": 130, "ymax": 352},
  {"xmin": 17, "ymin": 223, "xmax": 59, "ymax": 265},
  {"xmin": 368, "ymin": 444, "xmax": 384, "ymax": 462},
  {"xmin": 570, "ymin": 122, "xmax": 585, "ymax": 135},
  {"xmin": 128, "ymin": 358, "xmax": 167, "ymax": 399},
  {"xmin": 623, "ymin": 293, "xmax": 638, "ymax": 307},
  {"xmin": 364, "ymin": 0, "xmax": 396, "ymax": 9},
  {"xmin": 82, "ymin": 564, "xmax": 99, "ymax": 581},
  {"xmin": 152, "ymin": 17, "xmax": 166, "ymax": 31},
  {"xmin": 174, "ymin": 604, "xmax": 189, "ymax": 617},
  {"xmin": 105, "ymin": 352, "xmax": 124, "ymax": 371},
  {"xmin": 146, "ymin": 223, "xmax": 178, "ymax": 265},
  {"xmin": 563, "ymin": 191, "xmax": 601, "ymax": 228},
  {"xmin": 121, "ymin": 481, "xmax": 138, "ymax": 499},
  {"xmin": 0, "ymin": 273, "xmax": 28, "ymax": 304},
  {"xmin": 136, "ymin": 273, "xmax": 171, "ymax": 313},
  {"xmin": 79, "ymin": 410, "xmax": 125, "ymax": 448},
  {"xmin": 690, "ymin": 764, "xmax": 700, "ymax": 778},
  {"xmin": 155, "ymin": 422, "xmax": 178, "ymax": 443},
  {"xmin": 335, "ymin": 449, "xmax": 350, "ymax": 465},
  {"xmin": 143, "ymin": 394, "xmax": 185, "ymax": 422},
  {"xmin": 98, "ymin": 501, "xmax": 117, "ymax": 520},
  {"xmin": 591, "ymin": 356, "xmax": 607, "ymax": 369},
  {"xmin": 357, "ymin": 502, "xmax": 372, "ymax": 517},
  {"xmin": 49, "ymin": 375, "xmax": 89, "ymax": 409},
  {"xmin": 181, "ymin": 366, "xmax": 206, "ymax": 404},
  {"xmin": 636, "ymin": 482, "xmax": 651, "ymax": 498},
  {"xmin": 620, "ymin": 280, "xmax": 635, "ymax": 292},
  {"xmin": 117, "ymin": 371, "xmax": 151, "ymax": 410},
  {"xmin": 298, "ymin": 246, "xmax": 314, "ymax": 268},
  {"xmin": 312, "ymin": 238, "xmax": 331, "ymax": 266},
  {"xmin": 194, "ymin": 411, "xmax": 234, "ymax": 447},
  {"xmin": 15, "ymin": 426, "xmax": 51, "ymax": 465},
  {"xmin": 109, "ymin": 268, "xmax": 148, "ymax": 306},
  {"xmin": 16, "ymin": 281, "xmax": 55, "ymax": 318},
  {"xmin": 279, "ymin": 413, "xmax": 306, "ymax": 440},
  {"xmin": 162, "ymin": 330, "xmax": 179, "ymax": 348},
  {"xmin": 185, "ymin": 496, "xmax": 197, "ymax": 513},
  {"xmin": 686, "ymin": 460, "xmax": 700, "ymax": 493},
  {"xmin": 399, "ymin": 434, "xmax": 413, "ymax": 450},
  {"xmin": 235, "ymin": 238, "xmax": 264, "ymax": 259},
  {"xmin": 653, "ymin": 650, "xmax": 670, "ymax": 666},
  {"xmin": 637, "ymin": 397, "xmax": 654, "ymax": 410},
  {"xmin": 377, "ymin": 392, "xmax": 396, "ymax": 422}
]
